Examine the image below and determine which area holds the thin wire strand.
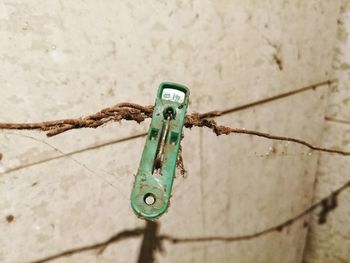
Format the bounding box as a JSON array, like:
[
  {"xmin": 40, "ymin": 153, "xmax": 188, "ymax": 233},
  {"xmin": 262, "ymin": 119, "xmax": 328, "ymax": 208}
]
[
  {"xmin": 26, "ymin": 177, "xmax": 350, "ymax": 263},
  {"xmin": 1, "ymin": 132, "xmax": 128, "ymax": 198},
  {"xmin": 184, "ymin": 116, "xmax": 350, "ymax": 156},
  {"xmin": 0, "ymin": 80, "xmax": 348, "ymax": 158},
  {"xmin": 2, "ymin": 79, "xmax": 347, "ymax": 262}
]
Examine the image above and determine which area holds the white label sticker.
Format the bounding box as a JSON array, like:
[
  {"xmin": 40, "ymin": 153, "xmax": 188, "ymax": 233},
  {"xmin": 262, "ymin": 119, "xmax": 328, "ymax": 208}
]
[{"xmin": 161, "ymin": 88, "xmax": 185, "ymax": 103}]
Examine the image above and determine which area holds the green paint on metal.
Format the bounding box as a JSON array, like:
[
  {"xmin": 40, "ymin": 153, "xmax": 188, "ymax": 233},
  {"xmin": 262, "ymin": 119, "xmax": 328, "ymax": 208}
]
[{"xmin": 131, "ymin": 82, "xmax": 190, "ymax": 219}]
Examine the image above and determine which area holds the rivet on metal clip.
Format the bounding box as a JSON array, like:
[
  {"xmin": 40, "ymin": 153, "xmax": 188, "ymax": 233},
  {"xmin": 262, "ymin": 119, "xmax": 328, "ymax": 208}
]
[{"xmin": 131, "ymin": 82, "xmax": 190, "ymax": 219}]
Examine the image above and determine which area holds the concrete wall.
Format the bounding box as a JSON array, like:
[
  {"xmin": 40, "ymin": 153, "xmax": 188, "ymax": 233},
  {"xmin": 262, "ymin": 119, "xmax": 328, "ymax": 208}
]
[
  {"xmin": 0, "ymin": 1, "xmax": 344, "ymax": 262},
  {"xmin": 304, "ymin": 1, "xmax": 350, "ymax": 262}
]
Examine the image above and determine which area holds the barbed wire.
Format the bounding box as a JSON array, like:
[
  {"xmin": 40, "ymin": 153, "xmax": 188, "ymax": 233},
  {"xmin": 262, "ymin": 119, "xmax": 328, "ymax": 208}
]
[
  {"xmin": 2, "ymin": 79, "xmax": 349, "ymax": 262},
  {"xmin": 0, "ymin": 100, "xmax": 348, "ymax": 156}
]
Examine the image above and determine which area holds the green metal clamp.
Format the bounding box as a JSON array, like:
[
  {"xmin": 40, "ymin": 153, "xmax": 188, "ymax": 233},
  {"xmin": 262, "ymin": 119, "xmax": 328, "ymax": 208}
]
[{"xmin": 131, "ymin": 82, "xmax": 190, "ymax": 219}]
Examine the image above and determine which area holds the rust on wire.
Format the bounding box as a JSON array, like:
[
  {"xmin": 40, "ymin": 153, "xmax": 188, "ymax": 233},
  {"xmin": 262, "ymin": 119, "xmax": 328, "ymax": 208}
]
[
  {"xmin": 3, "ymin": 79, "xmax": 350, "ymax": 263},
  {"xmin": 0, "ymin": 83, "xmax": 347, "ymax": 157}
]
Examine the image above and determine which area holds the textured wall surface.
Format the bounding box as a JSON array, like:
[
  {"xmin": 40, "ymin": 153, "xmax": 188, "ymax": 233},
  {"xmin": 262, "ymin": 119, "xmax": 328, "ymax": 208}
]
[
  {"xmin": 304, "ymin": 1, "xmax": 350, "ymax": 262},
  {"xmin": 0, "ymin": 1, "xmax": 343, "ymax": 262}
]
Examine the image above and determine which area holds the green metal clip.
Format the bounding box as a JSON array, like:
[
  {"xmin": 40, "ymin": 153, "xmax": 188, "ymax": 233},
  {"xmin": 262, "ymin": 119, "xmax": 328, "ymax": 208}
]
[{"xmin": 131, "ymin": 82, "xmax": 190, "ymax": 219}]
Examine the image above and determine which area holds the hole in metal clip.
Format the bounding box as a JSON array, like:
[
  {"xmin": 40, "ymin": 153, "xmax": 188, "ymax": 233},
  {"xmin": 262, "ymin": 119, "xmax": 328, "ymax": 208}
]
[
  {"xmin": 149, "ymin": 128, "xmax": 159, "ymax": 140},
  {"xmin": 144, "ymin": 193, "xmax": 156, "ymax": 206},
  {"xmin": 169, "ymin": 131, "xmax": 179, "ymax": 145},
  {"xmin": 163, "ymin": 107, "xmax": 176, "ymax": 119}
]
